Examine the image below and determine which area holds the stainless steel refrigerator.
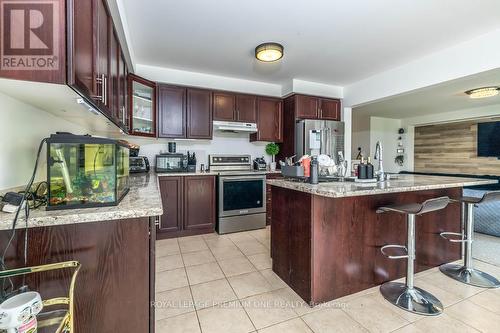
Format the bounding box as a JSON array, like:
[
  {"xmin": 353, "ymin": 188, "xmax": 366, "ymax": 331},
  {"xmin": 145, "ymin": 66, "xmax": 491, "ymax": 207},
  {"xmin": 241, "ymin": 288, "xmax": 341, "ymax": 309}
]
[{"xmin": 295, "ymin": 120, "xmax": 345, "ymax": 158}]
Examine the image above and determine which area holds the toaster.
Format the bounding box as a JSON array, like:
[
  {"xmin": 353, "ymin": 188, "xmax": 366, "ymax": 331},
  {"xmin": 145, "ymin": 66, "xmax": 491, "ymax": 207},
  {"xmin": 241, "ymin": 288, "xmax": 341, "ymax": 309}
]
[{"xmin": 129, "ymin": 156, "xmax": 150, "ymax": 173}]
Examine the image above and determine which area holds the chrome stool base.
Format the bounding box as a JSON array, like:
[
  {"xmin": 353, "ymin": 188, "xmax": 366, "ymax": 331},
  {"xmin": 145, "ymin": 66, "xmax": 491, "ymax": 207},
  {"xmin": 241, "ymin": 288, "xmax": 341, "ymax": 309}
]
[
  {"xmin": 380, "ymin": 282, "xmax": 443, "ymax": 316},
  {"xmin": 440, "ymin": 263, "xmax": 500, "ymax": 288}
]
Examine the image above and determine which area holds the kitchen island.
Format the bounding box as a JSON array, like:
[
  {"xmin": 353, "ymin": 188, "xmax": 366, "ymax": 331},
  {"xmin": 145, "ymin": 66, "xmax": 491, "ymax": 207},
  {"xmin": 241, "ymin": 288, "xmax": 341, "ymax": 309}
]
[
  {"xmin": 0, "ymin": 173, "xmax": 162, "ymax": 332},
  {"xmin": 267, "ymin": 174, "xmax": 497, "ymax": 305}
]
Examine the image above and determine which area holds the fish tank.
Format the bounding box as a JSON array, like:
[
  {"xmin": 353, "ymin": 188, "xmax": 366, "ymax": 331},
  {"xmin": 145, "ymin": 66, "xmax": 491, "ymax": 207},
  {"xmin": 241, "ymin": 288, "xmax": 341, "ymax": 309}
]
[{"xmin": 46, "ymin": 133, "xmax": 129, "ymax": 210}]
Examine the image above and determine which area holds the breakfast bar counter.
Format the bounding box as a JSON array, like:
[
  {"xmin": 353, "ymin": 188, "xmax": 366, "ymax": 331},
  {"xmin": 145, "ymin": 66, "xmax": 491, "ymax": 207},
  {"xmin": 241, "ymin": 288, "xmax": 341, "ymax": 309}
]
[
  {"xmin": 0, "ymin": 172, "xmax": 163, "ymax": 332},
  {"xmin": 0, "ymin": 173, "xmax": 163, "ymax": 230},
  {"xmin": 267, "ymin": 175, "xmax": 497, "ymax": 305}
]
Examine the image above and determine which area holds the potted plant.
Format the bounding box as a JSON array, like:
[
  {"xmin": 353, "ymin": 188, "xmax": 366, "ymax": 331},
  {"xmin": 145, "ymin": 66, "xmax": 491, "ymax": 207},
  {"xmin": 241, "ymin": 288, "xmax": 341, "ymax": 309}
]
[{"xmin": 265, "ymin": 142, "xmax": 280, "ymax": 171}]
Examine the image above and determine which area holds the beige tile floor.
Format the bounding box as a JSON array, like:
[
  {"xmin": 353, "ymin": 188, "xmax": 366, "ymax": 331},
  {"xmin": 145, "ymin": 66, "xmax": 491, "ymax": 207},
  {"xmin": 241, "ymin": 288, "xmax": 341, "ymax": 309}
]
[{"xmin": 155, "ymin": 227, "xmax": 500, "ymax": 333}]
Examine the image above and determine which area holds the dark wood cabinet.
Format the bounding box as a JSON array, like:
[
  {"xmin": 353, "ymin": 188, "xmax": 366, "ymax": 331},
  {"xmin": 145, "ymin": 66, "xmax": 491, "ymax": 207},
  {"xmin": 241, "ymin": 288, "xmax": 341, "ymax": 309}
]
[
  {"xmin": 250, "ymin": 97, "xmax": 283, "ymax": 142},
  {"xmin": 213, "ymin": 92, "xmax": 235, "ymax": 121},
  {"xmin": 278, "ymin": 94, "xmax": 341, "ymax": 163},
  {"xmin": 295, "ymin": 95, "xmax": 320, "ymax": 119},
  {"xmin": 95, "ymin": 0, "xmax": 110, "ymax": 112},
  {"xmin": 236, "ymin": 95, "xmax": 257, "ymax": 122},
  {"xmin": 293, "ymin": 94, "xmax": 341, "ymax": 120},
  {"xmin": 69, "ymin": 0, "xmax": 93, "ymax": 94},
  {"xmin": 108, "ymin": 28, "xmax": 119, "ymax": 122},
  {"xmin": 158, "ymin": 85, "xmax": 213, "ymax": 139},
  {"xmin": 157, "ymin": 176, "xmax": 216, "ymax": 239},
  {"xmin": 129, "ymin": 74, "xmax": 157, "ymax": 137},
  {"xmin": 187, "ymin": 89, "xmax": 213, "ymax": 139},
  {"xmin": 158, "ymin": 177, "xmax": 183, "ymax": 233},
  {"xmin": 184, "ymin": 176, "xmax": 216, "ymax": 230},
  {"xmin": 213, "ymin": 92, "xmax": 258, "ymax": 123},
  {"xmin": 319, "ymin": 99, "xmax": 340, "ymax": 120},
  {"xmin": 117, "ymin": 51, "xmax": 128, "ymax": 131},
  {"xmin": 68, "ymin": 0, "xmax": 130, "ymax": 131},
  {"xmin": 157, "ymin": 84, "xmax": 186, "ymax": 138}
]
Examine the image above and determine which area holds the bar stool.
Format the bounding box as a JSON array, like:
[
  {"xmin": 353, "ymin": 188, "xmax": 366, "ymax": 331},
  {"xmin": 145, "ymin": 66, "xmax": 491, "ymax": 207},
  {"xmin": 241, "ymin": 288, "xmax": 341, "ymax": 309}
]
[
  {"xmin": 376, "ymin": 196, "xmax": 450, "ymax": 315},
  {"xmin": 440, "ymin": 190, "xmax": 500, "ymax": 288}
]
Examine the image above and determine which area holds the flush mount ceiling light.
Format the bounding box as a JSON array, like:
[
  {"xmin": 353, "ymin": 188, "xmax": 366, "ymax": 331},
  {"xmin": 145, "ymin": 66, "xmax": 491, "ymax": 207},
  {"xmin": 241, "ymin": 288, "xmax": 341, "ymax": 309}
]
[
  {"xmin": 255, "ymin": 42, "xmax": 284, "ymax": 62},
  {"xmin": 465, "ymin": 86, "xmax": 500, "ymax": 99}
]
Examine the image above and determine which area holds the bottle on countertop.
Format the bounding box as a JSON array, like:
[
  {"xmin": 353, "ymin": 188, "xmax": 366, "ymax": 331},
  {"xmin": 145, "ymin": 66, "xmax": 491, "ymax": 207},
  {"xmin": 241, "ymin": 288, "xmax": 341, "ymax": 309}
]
[
  {"xmin": 366, "ymin": 157, "xmax": 374, "ymax": 179},
  {"xmin": 310, "ymin": 156, "xmax": 319, "ymax": 184},
  {"xmin": 357, "ymin": 157, "xmax": 367, "ymax": 179}
]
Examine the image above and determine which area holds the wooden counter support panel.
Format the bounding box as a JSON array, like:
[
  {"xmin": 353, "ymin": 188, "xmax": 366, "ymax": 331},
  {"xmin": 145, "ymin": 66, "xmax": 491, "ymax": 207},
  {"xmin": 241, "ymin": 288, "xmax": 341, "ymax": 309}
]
[
  {"xmin": 271, "ymin": 186, "xmax": 461, "ymax": 305},
  {"xmin": 0, "ymin": 218, "xmax": 151, "ymax": 333}
]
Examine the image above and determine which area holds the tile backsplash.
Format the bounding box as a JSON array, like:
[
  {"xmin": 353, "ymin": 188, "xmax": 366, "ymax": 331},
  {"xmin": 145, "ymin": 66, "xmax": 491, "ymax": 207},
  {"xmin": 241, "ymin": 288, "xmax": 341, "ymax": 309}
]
[{"xmin": 126, "ymin": 131, "xmax": 272, "ymax": 169}]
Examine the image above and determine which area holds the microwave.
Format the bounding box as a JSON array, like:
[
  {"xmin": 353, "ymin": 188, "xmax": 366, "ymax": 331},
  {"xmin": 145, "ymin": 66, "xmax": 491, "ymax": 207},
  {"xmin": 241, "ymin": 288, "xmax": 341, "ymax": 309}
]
[{"xmin": 155, "ymin": 153, "xmax": 188, "ymax": 173}]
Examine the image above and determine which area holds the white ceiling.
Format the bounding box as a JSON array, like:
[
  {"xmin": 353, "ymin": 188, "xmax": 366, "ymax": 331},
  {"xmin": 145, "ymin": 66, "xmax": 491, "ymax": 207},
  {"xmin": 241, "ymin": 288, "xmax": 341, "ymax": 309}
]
[
  {"xmin": 120, "ymin": 0, "xmax": 500, "ymax": 86},
  {"xmin": 353, "ymin": 68, "xmax": 500, "ymax": 118}
]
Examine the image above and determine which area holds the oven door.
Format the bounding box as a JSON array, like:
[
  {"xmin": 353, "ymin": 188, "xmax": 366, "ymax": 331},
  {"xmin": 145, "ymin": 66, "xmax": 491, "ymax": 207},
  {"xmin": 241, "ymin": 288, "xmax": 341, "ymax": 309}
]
[{"xmin": 219, "ymin": 175, "xmax": 266, "ymax": 217}]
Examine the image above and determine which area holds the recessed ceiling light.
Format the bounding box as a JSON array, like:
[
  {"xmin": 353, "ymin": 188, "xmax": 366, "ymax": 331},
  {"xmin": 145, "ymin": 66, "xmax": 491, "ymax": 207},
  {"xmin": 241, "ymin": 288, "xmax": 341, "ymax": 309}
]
[
  {"xmin": 255, "ymin": 42, "xmax": 283, "ymax": 62},
  {"xmin": 465, "ymin": 86, "xmax": 499, "ymax": 99}
]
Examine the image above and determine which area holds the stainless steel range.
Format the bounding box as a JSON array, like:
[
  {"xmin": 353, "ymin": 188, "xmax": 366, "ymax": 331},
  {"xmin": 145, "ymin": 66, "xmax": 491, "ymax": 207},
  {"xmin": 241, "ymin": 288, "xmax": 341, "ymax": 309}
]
[{"xmin": 209, "ymin": 154, "xmax": 266, "ymax": 234}]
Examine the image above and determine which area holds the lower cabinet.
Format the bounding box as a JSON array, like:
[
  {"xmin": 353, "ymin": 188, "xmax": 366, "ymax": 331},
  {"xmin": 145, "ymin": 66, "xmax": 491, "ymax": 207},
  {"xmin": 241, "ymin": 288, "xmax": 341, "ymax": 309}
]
[{"xmin": 157, "ymin": 175, "xmax": 216, "ymax": 239}]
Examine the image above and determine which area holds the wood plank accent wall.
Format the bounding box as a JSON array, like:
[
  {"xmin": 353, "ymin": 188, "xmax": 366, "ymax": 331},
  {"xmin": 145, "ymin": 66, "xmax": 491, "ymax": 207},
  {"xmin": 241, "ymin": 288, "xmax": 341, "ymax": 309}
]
[{"xmin": 415, "ymin": 121, "xmax": 500, "ymax": 176}]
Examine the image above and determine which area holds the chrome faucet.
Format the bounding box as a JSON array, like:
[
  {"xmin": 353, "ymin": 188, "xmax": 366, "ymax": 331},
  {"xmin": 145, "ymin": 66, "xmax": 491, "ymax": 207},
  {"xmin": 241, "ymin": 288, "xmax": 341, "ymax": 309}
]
[{"xmin": 374, "ymin": 141, "xmax": 386, "ymax": 181}]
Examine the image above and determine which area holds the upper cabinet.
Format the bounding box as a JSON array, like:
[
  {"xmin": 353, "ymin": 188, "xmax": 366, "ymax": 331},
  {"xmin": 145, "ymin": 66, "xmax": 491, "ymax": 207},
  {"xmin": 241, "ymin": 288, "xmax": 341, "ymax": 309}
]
[
  {"xmin": 68, "ymin": 0, "xmax": 130, "ymax": 131},
  {"xmin": 95, "ymin": 0, "xmax": 110, "ymax": 112},
  {"xmin": 250, "ymin": 97, "xmax": 283, "ymax": 143},
  {"xmin": 236, "ymin": 95, "xmax": 257, "ymax": 123},
  {"xmin": 295, "ymin": 95, "xmax": 320, "ymax": 119},
  {"xmin": 158, "ymin": 85, "xmax": 213, "ymax": 139},
  {"xmin": 118, "ymin": 51, "xmax": 129, "ymax": 131},
  {"xmin": 129, "ymin": 75, "xmax": 157, "ymax": 137},
  {"xmin": 213, "ymin": 92, "xmax": 235, "ymax": 121},
  {"xmin": 213, "ymin": 92, "xmax": 257, "ymax": 123},
  {"xmin": 319, "ymin": 99, "xmax": 340, "ymax": 120},
  {"xmin": 158, "ymin": 84, "xmax": 186, "ymax": 138},
  {"xmin": 187, "ymin": 89, "xmax": 213, "ymax": 139},
  {"xmin": 294, "ymin": 94, "xmax": 341, "ymax": 121}
]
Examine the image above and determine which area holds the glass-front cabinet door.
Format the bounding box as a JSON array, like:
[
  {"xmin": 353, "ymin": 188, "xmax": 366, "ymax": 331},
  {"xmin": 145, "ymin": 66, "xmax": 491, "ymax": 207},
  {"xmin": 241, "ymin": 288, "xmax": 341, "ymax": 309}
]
[{"xmin": 128, "ymin": 74, "xmax": 157, "ymax": 137}]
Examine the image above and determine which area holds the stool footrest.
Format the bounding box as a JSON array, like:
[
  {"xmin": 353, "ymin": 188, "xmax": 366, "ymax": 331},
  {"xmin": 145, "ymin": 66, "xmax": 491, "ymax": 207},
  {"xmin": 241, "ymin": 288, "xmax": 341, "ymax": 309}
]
[
  {"xmin": 381, "ymin": 245, "xmax": 408, "ymax": 259},
  {"xmin": 439, "ymin": 232, "xmax": 464, "ymax": 243}
]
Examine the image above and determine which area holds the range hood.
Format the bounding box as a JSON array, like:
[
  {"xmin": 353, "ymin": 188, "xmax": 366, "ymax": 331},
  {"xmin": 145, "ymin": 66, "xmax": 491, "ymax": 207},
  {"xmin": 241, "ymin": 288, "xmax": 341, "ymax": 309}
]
[{"xmin": 213, "ymin": 121, "xmax": 258, "ymax": 133}]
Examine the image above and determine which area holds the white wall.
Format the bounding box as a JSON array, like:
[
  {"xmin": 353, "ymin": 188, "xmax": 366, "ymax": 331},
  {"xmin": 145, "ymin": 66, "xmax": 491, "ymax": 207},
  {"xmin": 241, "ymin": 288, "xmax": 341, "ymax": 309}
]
[
  {"xmin": 344, "ymin": 28, "xmax": 500, "ymax": 107},
  {"xmin": 369, "ymin": 117, "xmax": 406, "ymax": 174},
  {"xmin": 120, "ymin": 132, "xmax": 271, "ymax": 168},
  {"xmin": 283, "ymin": 79, "xmax": 343, "ymax": 98},
  {"xmin": 351, "ymin": 115, "xmax": 410, "ymax": 173},
  {"xmin": 0, "ymin": 92, "xmax": 89, "ymax": 190},
  {"xmin": 351, "ymin": 113, "xmax": 371, "ymax": 159},
  {"xmin": 136, "ymin": 64, "xmax": 283, "ymax": 97},
  {"xmin": 402, "ymin": 104, "xmax": 500, "ymax": 126}
]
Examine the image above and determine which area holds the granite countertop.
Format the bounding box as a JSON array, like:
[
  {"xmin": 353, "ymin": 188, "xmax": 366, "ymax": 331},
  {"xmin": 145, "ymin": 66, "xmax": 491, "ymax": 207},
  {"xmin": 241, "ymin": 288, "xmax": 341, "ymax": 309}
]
[
  {"xmin": 156, "ymin": 171, "xmax": 219, "ymax": 177},
  {"xmin": 267, "ymin": 174, "xmax": 498, "ymax": 198},
  {"xmin": 0, "ymin": 173, "xmax": 163, "ymax": 231},
  {"xmin": 156, "ymin": 170, "xmax": 281, "ymax": 176}
]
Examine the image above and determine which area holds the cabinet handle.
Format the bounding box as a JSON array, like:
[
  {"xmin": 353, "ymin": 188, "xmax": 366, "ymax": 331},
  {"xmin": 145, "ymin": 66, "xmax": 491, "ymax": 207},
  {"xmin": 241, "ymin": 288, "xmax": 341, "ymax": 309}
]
[
  {"xmin": 122, "ymin": 106, "xmax": 128, "ymax": 130},
  {"xmin": 103, "ymin": 75, "xmax": 108, "ymax": 105},
  {"xmin": 155, "ymin": 216, "xmax": 160, "ymax": 227},
  {"xmin": 93, "ymin": 74, "xmax": 106, "ymax": 104}
]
